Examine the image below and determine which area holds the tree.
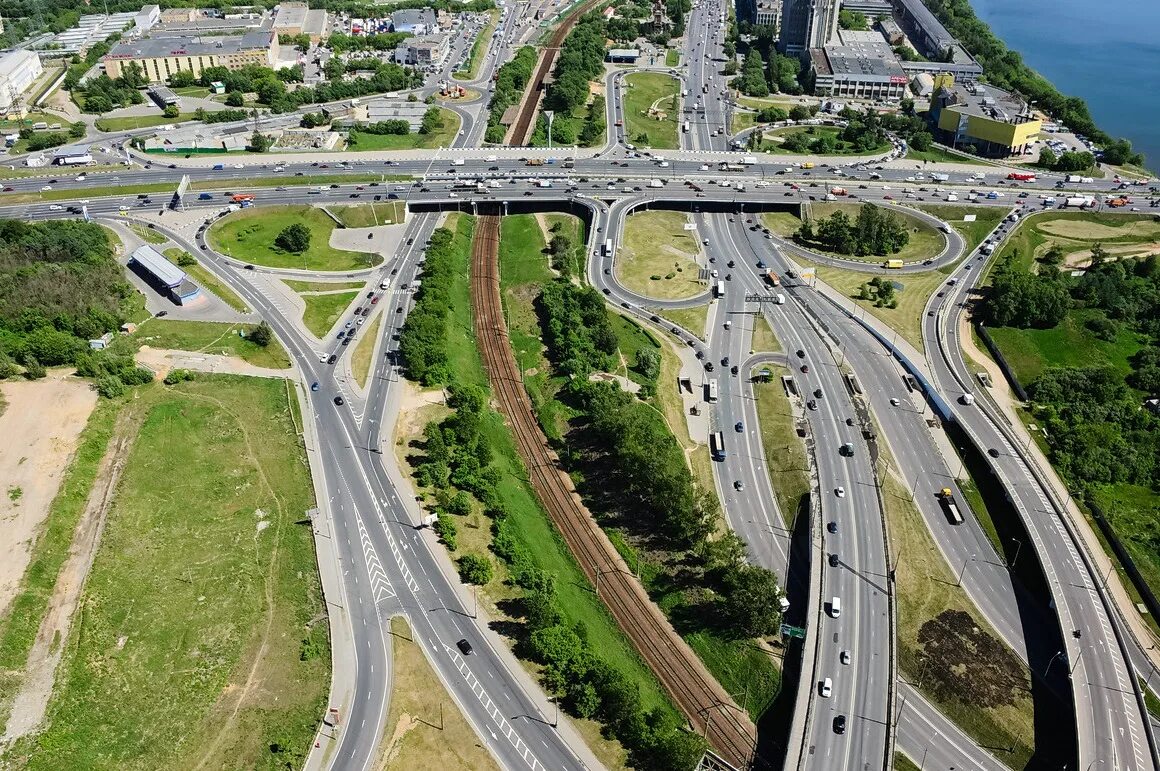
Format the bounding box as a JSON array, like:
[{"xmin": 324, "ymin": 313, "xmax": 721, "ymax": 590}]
[
  {"xmin": 789, "ymin": 105, "xmax": 812, "ymax": 122},
  {"xmin": 634, "ymin": 349, "xmax": 660, "ymax": 383},
  {"xmin": 419, "ymin": 107, "xmax": 443, "ymax": 135},
  {"xmin": 225, "ymin": 91, "xmax": 245, "ymax": 107},
  {"xmin": 249, "ymin": 321, "xmax": 273, "ymax": 347},
  {"xmin": 162, "ymin": 104, "xmax": 179, "ymax": 118},
  {"xmin": 1038, "ymin": 146, "xmax": 1057, "ymax": 169},
  {"xmin": 247, "ymin": 131, "xmax": 273, "ymax": 153},
  {"xmin": 21, "ymin": 356, "xmax": 46, "ymax": 380},
  {"xmin": 168, "ymin": 70, "xmax": 197, "ymax": 88},
  {"xmin": 909, "ymin": 131, "xmax": 933, "ymax": 151},
  {"xmin": 68, "ymin": 122, "xmax": 86, "ymax": 138},
  {"xmin": 1040, "ymin": 244, "xmax": 1065, "ymax": 266},
  {"xmin": 457, "ymin": 553, "xmax": 493, "ymax": 585},
  {"xmin": 275, "ymin": 223, "xmax": 311, "ymax": 253},
  {"xmin": 719, "ymin": 564, "xmax": 783, "ymax": 638}
]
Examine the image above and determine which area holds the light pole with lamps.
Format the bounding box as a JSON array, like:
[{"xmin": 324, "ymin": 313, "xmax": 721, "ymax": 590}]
[
  {"xmin": 1010, "ymin": 537, "xmax": 1022, "ymax": 569},
  {"xmin": 544, "ymin": 110, "xmax": 554, "ymax": 150},
  {"xmin": 1044, "ymin": 650, "xmax": 1064, "ymax": 678},
  {"xmin": 956, "ymin": 552, "xmax": 976, "ymax": 587}
]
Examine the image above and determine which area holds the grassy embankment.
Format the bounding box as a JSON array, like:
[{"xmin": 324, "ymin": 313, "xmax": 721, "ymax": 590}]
[
  {"xmin": 617, "ymin": 210, "xmax": 705, "ymax": 300},
  {"xmin": 623, "ymin": 72, "xmax": 680, "ymax": 151},
  {"xmin": 133, "ymin": 318, "xmax": 291, "ymax": 369},
  {"xmin": 751, "ymin": 365, "xmax": 808, "ymax": 528},
  {"xmin": 6, "ymin": 377, "xmax": 327, "ymax": 770},
  {"xmin": 207, "ymin": 205, "xmax": 379, "ymax": 271},
  {"xmin": 345, "ymin": 108, "xmax": 459, "ymax": 151}
]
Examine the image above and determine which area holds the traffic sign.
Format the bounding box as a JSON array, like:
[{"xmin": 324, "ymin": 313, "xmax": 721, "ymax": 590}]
[
  {"xmin": 780, "ymin": 623, "xmax": 805, "ymax": 639},
  {"xmin": 745, "ymin": 294, "xmax": 782, "ymax": 303}
]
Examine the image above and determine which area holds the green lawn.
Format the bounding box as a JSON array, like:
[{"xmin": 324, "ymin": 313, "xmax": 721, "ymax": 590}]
[
  {"xmin": 133, "ymin": 319, "xmax": 291, "ymax": 369},
  {"xmin": 15, "ymin": 378, "xmax": 327, "ymax": 771},
  {"xmin": 656, "ymin": 305, "xmax": 709, "ymax": 340},
  {"xmin": 345, "ymin": 109, "xmax": 460, "ymax": 151},
  {"xmin": 752, "ymin": 368, "xmax": 808, "ymax": 527},
  {"xmin": 300, "ymin": 291, "xmax": 360, "ymax": 338},
  {"xmin": 95, "ymin": 112, "xmax": 197, "ymax": 132},
  {"xmin": 760, "ymin": 125, "xmax": 891, "ymax": 156},
  {"xmin": 326, "ymin": 202, "xmax": 406, "ymax": 228},
  {"xmin": 207, "ymin": 205, "xmax": 379, "ymax": 271},
  {"xmin": 623, "ymin": 72, "xmax": 680, "ymax": 150},
  {"xmin": 665, "ymin": 48, "xmax": 679, "ymax": 67},
  {"xmin": 907, "ymin": 145, "xmax": 987, "ymax": 165},
  {"xmin": 618, "ymin": 210, "xmax": 704, "ymax": 299},
  {"xmin": 769, "ymin": 203, "xmax": 948, "ymax": 266},
  {"xmin": 917, "ymin": 205, "xmax": 1006, "ymax": 254},
  {"xmin": 129, "ymin": 223, "xmax": 167, "ymax": 245},
  {"xmin": 283, "ymin": 279, "xmax": 365, "ymax": 293},
  {"xmin": 986, "ymin": 309, "xmax": 1147, "ymax": 386},
  {"xmin": 353, "ymin": 313, "xmax": 382, "ymax": 388},
  {"xmin": 162, "ymin": 248, "xmax": 249, "ymax": 313},
  {"xmin": 894, "ymin": 752, "xmax": 921, "ymax": 771}
]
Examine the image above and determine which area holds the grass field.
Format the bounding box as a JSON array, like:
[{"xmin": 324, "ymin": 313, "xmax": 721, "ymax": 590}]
[
  {"xmin": 751, "ymin": 313, "xmax": 781, "ymax": 353},
  {"xmin": 786, "ymin": 202, "xmax": 947, "ymax": 265},
  {"xmin": 345, "ymin": 109, "xmax": 459, "ymax": 151},
  {"xmin": 0, "ymin": 400, "xmax": 119, "ymax": 728},
  {"xmin": 353, "ymin": 313, "xmax": 382, "ymax": 388},
  {"xmin": 283, "ymin": 279, "xmax": 365, "ymax": 293},
  {"xmin": 378, "ymin": 617, "xmax": 499, "ymax": 768},
  {"xmin": 752, "ymin": 367, "xmax": 808, "ymax": 527},
  {"xmin": 129, "ymin": 223, "xmax": 167, "ymax": 245},
  {"xmin": 881, "ymin": 465, "xmax": 1035, "ymax": 768},
  {"xmin": 163, "ymin": 248, "xmax": 249, "ymax": 313},
  {"xmin": 795, "ymin": 255, "xmax": 948, "ymax": 352},
  {"xmin": 326, "ymin": 202, "xmax": 406, "ymax": 228},
  {"xmin": 987, "ymin": 308, "xmax": 1148, "ymax": 385},
  {"xmin": 301, "ymin": 291, "xmax": 360, "ymax": 338},
  {"xmin": 623, "ymin": 72, "xmax": 680, "ymax": 150},
  {"xmin": 894, "ymin": 751, "xmax": 921, "ymax": 771},
  {"xmin": 665, "ymin": 48, "xmax": 679, "ymax": 67},
  {"xmin": 207, "ymin": 205, "xmax": 379, "ymax": 271},
  {"xmin": 14, "ymin": 377, "xmax": 327, "ymax": 771},
  {"xmin": 987, "ymin": 210, "xmax": 1160, "ymax": 279},
  {"xmin": 656, "ymin": 304, "xmax": 709, "ymax": 339},
  {"xmin": 618, "ymin": 210, "xmax": 704, "ymax": 299},
  {"xmin": 761, "ymin": 125, "xmax": 891, "ymax": 156},
  {"xmin": 917, "ymin": 205, "xmax": 1006, "ymax": 254},
  {"xmin": 95, "ymin": 112, "xmax": 197, "ymax": 132},
  {"xmin": 906, "ymin": 146, "xmax": 986, "ymax": 165},
  {"xmin": 134, "ymin": 319, "xmax": 291, "ymax": 369},
  {"xmin": 735, "ymin": 96, "xmax": 796, "ymax": 112}
]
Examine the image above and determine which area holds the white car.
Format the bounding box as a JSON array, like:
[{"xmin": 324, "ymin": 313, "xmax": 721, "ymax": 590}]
[
  {"xmin": 48, "ymin": 204, "xmax": 63, "ymax": 210},
  {"xmin": 889, "ymin": 397, "xmax": 900, "ymax": 406},
  {"xmin": 840, "ymin": 650, "xmax": 851, "ymax": 665},
  {"xmin": 233, "ymin": 163, "xmax": 244, "ymax": 169},
  {"xmin": 820, "ymin": 678, "xmax": 832, "ymax": 698},
  {"xmin": 700, "ymin": 164, "xmax": 710, "ymax": 171},
  {"xmin": 40, "ymin": 185, "xmax": 52, "ymax": 191},
  {"xmin": 835, "ymin": 487, "xmax": 845, "ymax": 498}
]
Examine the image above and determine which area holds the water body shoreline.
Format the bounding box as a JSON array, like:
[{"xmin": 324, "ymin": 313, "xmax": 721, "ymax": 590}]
[{"xmin": 967, "ymin": 0, "xmax": 1158, "ymax": 171}]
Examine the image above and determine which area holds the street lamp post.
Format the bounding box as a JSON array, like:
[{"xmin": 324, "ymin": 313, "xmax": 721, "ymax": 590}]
[
  {"xmin": 544, "ymin": 110, "xmax": 554, "ymax": 150},
  {"xmin": 1044, "ymin": 650, "xmax": 1064, "ymax": 678},
  {"xmin": 956, "ymin": 552, "xmax": 976, "ymax": 587},
  {"xmin": 1010, "ymin": 537, "xmax": 1022, "ymax": 569}
]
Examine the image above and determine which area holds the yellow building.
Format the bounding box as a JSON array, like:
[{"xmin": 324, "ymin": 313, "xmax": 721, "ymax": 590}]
[
  {"xmin": 933, "ymin": 80, "xmax": 1041, "ymax": 158},
  {"xmin": 103, "ymin": 30, "xmax": 277, "ymax": 81}
]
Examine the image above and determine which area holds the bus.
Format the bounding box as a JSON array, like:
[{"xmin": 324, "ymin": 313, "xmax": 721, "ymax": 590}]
[
  {"xmin": 705, "ymin": 378, "xmax": 718, "ymax": 403},
  {"xmin": 715, "ymin": 280, "xmax": 725, "ymax": 298},
  {"xmin": 603, "ymin": 238, "xmax": 613, "ymax": 257},
  {"xmin": 710, "ymin": 432, "xmax": 726, "ymax": 461},
  {"xmin": 884, "ymin": 259, "xmax": 903, "ymax": 269}
]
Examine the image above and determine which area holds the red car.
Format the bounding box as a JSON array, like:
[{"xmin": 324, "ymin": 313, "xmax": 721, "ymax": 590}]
[
  {"xmin": 371, "ymin": 296, "xmax": 380, "ymax": 304},
  {"xmin": 882, "ymin": 194, "xmax": 893, "ymax": 200}
]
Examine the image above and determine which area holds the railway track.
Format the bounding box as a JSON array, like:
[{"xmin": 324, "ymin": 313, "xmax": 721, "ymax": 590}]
[
  {"xmin": 470, "ymin": 215, "xmax": 758, "ymax": 768},
  {"xmin": 506, "ymin": 0, "xmax": 602, "ymax": 146}
]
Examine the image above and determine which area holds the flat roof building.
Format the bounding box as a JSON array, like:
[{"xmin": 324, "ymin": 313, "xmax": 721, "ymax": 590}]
[
  {"xmin": 391, "ymin": 8, "xmax": 437, "ymax": 35},
  {"xmin": 606, "ymin": 48, "xmax": 641, "ymax": 63},
  {"xmin": 810, "ymin": 30, "xmax": 908, "ymax": 102},
  {"xmin": 274, "ymin": 2, "xmax": 328, "ymax": 42},
  {"xmin": 755, "ymin": 0, "xmax": 779, "ymax": 27},
  {"xmin": 393, "ymin": 35, "xmax": 448, "ymax": 67},
  {"xmin": 136, "ymin": 5, "xmax": 161, "ymax": 33},
  {"xmin": 364, "ymin": 100, "xmax": 428, "ymax": 131},
  {"xmin": 53, "ymin": 144, "xmax": 93, "ymax": 165},
  {"xmin": 103, "ymin": 29, "xmax": 277, "ymax": 80},
  {"xmin": 127, "ymin": 244, "xmax": 200, "ymax": 304},
  {"xmin": 931, "ymin": 80, "xmax": 1041, "ymax": 157},
  {"xmin": 148, "ymin": 84, "xmax": 179, "ymax": 106},
  {"xmin": 891, "ymin": 0, "xmax": 954, "ymax": 58},
  {"xmin": 779, "ymin": 0, "xmax": 840, "ymax": 56},
  {"xmin": 0, "ymin": 50, "xmax": 43, "ymax": 116}
]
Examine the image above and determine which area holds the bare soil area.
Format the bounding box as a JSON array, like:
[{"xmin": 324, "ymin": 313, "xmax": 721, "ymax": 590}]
[{"xmin": 0, "ymin": 374, "xmax": 97, "ymax": 620}]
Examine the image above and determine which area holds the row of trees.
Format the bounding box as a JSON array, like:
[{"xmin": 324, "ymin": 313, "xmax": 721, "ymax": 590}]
[
  {"xmin": 1037, "ymin": 147, "xmax": 1097, "ymax": 173},
  {"xmin": 796, "ymin": 204, "xmax": 911, "ymax": 257},
  {"xmin": 0, "ymin": 220, "xmax": 132, "ymax": 379},
  {"xmin": 544, "ymin": 13, "xmax": 607, "ymax": 116},
  {"xmin": 923, "ymin": 0, "xmax": 1143, "ymax": 166},
  {"xmin": 397, "ymin": 226, "xmax": 459, "ymax": 384},
  {"xmin": 485, "ymin": 45, "xmax": 537, "ymax": 144}
]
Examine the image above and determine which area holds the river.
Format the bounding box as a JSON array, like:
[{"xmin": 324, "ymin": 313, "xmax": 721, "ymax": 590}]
[{"xmin": 968, "ymin": 0, "xmax": 1160, "ymax": 171}]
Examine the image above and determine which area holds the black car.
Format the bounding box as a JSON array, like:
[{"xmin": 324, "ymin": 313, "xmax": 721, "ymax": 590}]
[
  {"xmin": 796, "ymin": 349, "xmax": 806, "ymax": 358},
  {"xmin": 721, "ymin": 356, "xmax": 729, "ymax": 366},
  {"xmin": 243, "ymin": 264, "xmax": 256, "ymax": 270},
  {"xmin": 327, "ymin": 354, "xmax": 338, "ymax": 365},
  {"xmin": 333, "ymin": 395, "xmax": 345, "ymax": 405},
  {"xmin": 704, "ymin": 362, "xmax": 714, "ymax": 372},
  {"xmin": 827, "ymin": 521, "xmax": 838, "ymax": 533},
  {"xmin": 814, "ymin": 389, "xmax": 824, "ymax": 399},
  {"xmin": 828, "ymin": 553, "xmax": 840, "ymax": 567},
  {"xmin": 456, "ymin": 638, "xmax": 474, "ymax": 655},
  {"xmin": 833, "ymin": 715, "xmax": 847, "ymax": 734},
  {"xmin": 988, "ymin": 448, "xmax": 1001, "ymax": 458},
  {"xmin": 730, "ymin": 365, "xmax": 738, "ymax": 375}
]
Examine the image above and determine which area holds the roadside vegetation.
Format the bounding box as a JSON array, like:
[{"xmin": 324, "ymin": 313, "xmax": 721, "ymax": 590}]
[
  {"xmin": 326, "ymin": 202, "xmax": 406, "ymax": 228},
  {"xmin": 622, "ymin": 72, "xmax": 680, "ymax": 150},
  {"xmin": 617, "ymin": 210, "xmax": 705, "ymax": 300},
  {"xmin": 353, "ymin": 314, "xmax": 382, "ymax": 387},
  {"xmin": 531, "ymin": 13, "xmax": 609, "ymax": 147},
  {"xmin": 207, "ymin": 205, "xmax": 379, "ymax": 271},
  {"xmin": 773, "ymin": 203, "xmax": 945, "ymax": 265},
  {"xmin": 343, "ymin": 107, "xmax": 459, "ymax": 151},
  {"xmin": 752, "ymin": 366, "xmax": 808, "ymax": 527},
  {"xmin": 133, "ymin": 319, "xmax": 290, "ymax": 369},
  {"xmin": 300, "ymin": 291, "xmax": 360, "ymax": 338},
  {"xmin": 7, "ymin": 376, "xmax": 327, "ymax": 770},
  {"xmin": 978, "ymin": 212, "xmax": 1160, "ymax": 603},
  {"xmin": 917, "ymin": 205, "xmax": 1006, "ymax": 254},
  {"xmin": 484, "ymin": 46, "xmax": 537, "ymax": 144}
]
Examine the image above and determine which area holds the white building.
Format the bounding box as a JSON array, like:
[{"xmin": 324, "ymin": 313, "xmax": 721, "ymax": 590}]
[
  {"xmin": 135, "ymin": 4, "xmax": 161, "ymax": 32},
  {"xmin": 0, "ymin": 50, "xmax": 44, "ymax": 116}
]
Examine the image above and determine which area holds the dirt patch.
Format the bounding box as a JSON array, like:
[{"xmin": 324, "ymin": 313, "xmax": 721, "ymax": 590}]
[
  {"xmin": 0, "ymin": 374, "xmax": 98, "ymax": 620},
  {"xmin": 2, "ymin": 405, "xmax": 138, "ymax": 743},
  {"xmin": 916, "ymin": 609, "xmax": 1029, "ymax": 709},
  {"xmin": 1036, "ymin": 218, "xmax": 1160, "ymax": 241},
  {"xmin": 1059, "ymin": 241, "xmax": 1160, "ymax": 269},
  {"xmin": 395, "ymin": 380, "xmax": 448, "ymax": 442}
]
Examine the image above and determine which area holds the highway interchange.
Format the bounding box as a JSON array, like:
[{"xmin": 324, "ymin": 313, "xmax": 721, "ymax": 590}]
[{"xmin": 4, "ymin": 3, "xmax": 1160, "ymax": 770}]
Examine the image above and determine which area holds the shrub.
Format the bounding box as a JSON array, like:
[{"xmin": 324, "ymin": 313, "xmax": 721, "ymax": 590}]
[{"xmin": 456, "ymin": 553, "xmax": 493, "ymax": 585}]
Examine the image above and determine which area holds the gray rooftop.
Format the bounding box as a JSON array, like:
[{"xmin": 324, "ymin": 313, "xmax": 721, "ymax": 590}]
[
  {"xmin": 105, "ymin": 29, "xmax": 273, "ymax": 60},
  {"xmin": 941, "ymin": 80, "xmax": 1030, "ymax": 122},
  {"xmin": 896, "ymin": 0, "xmax": 955, "ymax": 49},
  {"xmin": 129, "ymin": 244, "xmax": 186, "ymax": 288},
  {"xmin": 816, "ymin": 30, "xmax": 906, "ymax": 80}
]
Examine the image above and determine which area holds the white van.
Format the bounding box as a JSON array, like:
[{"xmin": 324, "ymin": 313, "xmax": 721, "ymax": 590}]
[
  {"xmin": 829, "ymin": 597, "xmax": 841, "ymax": 618},
  {"xmin": 820, "ymin": 678, "xmax": 832, "ymax": 698}
]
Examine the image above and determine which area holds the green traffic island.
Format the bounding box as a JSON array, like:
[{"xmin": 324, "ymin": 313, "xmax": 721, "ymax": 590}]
[
  {"xmin": 765, "ymin": 202, "xmax": 947, "ymax": 266},
  {"xmin": 205, "ymin": 204, "xmax": 380, "ymax": 272},
  {"xmin": 976, "ymin": 212, "xmax": 1160, "ymax": 610}
]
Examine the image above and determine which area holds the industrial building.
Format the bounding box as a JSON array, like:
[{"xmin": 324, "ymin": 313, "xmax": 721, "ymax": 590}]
[
  {"xmin": 390, "ymin": 9, "xmax": 437, "ymax": 35},
  {"xmin": 127, "ymin": 245, "xmax": 201, "ymax": 305},
  {"xmin": 809, "ymin": 30, "xmax": 908, "ymax": 102},
  {"xmin": 779, "ymin": 0, "xmax": 840, "ymax": 56},
  {"xmin": 364, "ymin": 100, "xmax": 429, "ymax": 132},
  {"xmin": 273, "ymin": 2, "xmax": 329, "ymax": 43},
  {"xmin": 0, "ymin": 50, "xmax": 43, "ymax": 116},
  {"xmin": 877, "ymin": 18, "xmax": 903, "ymax": 45},
  {"xmin": 135, "ymin": 5, "xmax": 160, "ymax": 33},
  {"xmin": 46, "ymin": 11, "xmax": 142, "ymax": 55},
  {"xmin": 103, "ymin": 30, "xmax": 278, "ymax": 80},
  {"xmin": 931, "ymin": 80, "xmax": 1042, "ymax": 158},
  {"xmin": 840, "ymin": 0, "xmax": 891, "ymax": 15}
]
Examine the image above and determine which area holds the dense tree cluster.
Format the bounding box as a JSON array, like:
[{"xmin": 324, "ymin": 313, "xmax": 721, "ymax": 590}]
[
  {"xmin": 326, "ymin": 31, "xmax": 410, "ymax": 53},
  {"xmin": 78, "ymin": 63, "xmax": 147, "ymax": 113},
  {"xmin": 537, "ymin": 281, "xmax": 618, "ymax": 376},
  {"xmin": 1036, "ymin": 147, "xmax": 1097, "ymax": 173},
  {"xmin": 191, "ymin": 108, "xmax": 251, "ymax": 125},
  {"xmin": 923, "ymin": 0, "xmax": 1143, "ymax": 166},
  {"xmin": 397, "ymin": 227, "xmax": 459, "ymax": 384},
  {"xmin": 485, "ymin": 46, "xmax": 537, "ymax": 144},
  {"xmin": 796, "ymin": 204, "xmax": 911, "ymax": 257},
  {"xmin": 0, "ymin": 220, "xmax": 132, "ymax": 379},
  {"xmin": 838, "ymin": 9, "xmax": 868, "ymax": 30},
  {"xmin": 980, "ymin": 251, "xmax": 1071, "ymax": 328},
  {"xmin": 544, "ymin": 14, "xmax": 607, "ymax": 115},
  {"xmin": 275, "ymin": 224, "xmax": 311, "ymax": 253}
]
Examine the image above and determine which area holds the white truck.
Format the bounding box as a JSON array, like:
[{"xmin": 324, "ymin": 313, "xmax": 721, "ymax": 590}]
[
  {"xmin": 1065, "ymin": 174, "xmax": 1094, "ymax": 184},
  {"xmin": 1065, "ymin": 195, "xmax": 1095, "ymax": 208},
  {"xmin": 452, "ymin": 158, "xmax": 465, "ymax": 166},
  {"xmin": 740, "ymin": 155, "xmax": 757, "ymax": 165},
  {"xmin": 649, "ymin": 179, "xmax": 663, "ymax": 188},
  {"xmin": 930, "ymin": 172, "xmax": 949, "ymax": 181}
]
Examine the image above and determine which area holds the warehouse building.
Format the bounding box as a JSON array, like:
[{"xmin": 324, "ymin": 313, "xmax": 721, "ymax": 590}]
[
  {"xmin": 52, "ymin": 144, "xmax": 93, "ymax": 165},
  {"xmin": 127, "ymin": 245, "xmax": 201, "ymax": 305},
  {"xmin": 273, "ymin": 2, "xmax": 328, "ymax": 43},
  {"xmin": 0, "ymin": 50, "xmax": 43, "ymax": 116},
  {"xmin": 931, "ymin": 80, "xmax": 1041, "ymax": 158},
  {"xmin": 810, "ymin": 30, "xmax": 908, "ymax": 102},
  {"xmin": 390, "ymin": 8, "xmax": 437, "ymax": 34},
  {"xmin": 364, "ymin": 100, "xmax": 428, "ymax": 132},
  {"xmin": 103, "ymin": 29, "xmax": 277, "ymax": 80}
]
